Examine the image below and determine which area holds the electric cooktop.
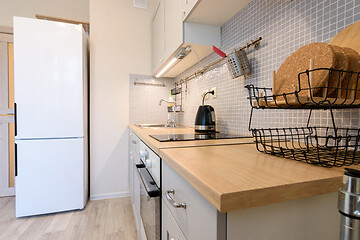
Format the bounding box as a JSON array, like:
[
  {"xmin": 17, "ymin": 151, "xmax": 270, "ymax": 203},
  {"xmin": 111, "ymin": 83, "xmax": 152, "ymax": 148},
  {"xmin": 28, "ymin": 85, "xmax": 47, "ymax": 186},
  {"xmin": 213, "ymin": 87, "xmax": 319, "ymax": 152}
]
[{"xmin": 150, "ymin": 133, "xmax": 252, "ymax": 142}]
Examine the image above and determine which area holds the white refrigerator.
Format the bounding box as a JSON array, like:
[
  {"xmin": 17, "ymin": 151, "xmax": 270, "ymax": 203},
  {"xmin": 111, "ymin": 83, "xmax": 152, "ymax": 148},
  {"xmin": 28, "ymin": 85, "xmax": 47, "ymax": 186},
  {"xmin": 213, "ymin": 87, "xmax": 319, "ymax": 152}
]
[{"xmin": 13, "ymin": 17, "xmax": 88, "ymax": 217}]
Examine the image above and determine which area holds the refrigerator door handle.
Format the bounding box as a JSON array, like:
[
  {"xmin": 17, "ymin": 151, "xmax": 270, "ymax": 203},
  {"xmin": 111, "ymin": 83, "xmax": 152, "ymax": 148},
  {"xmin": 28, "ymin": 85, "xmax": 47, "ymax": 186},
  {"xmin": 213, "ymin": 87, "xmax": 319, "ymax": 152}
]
[
  {"xmin": 14, "ymin": 103, "xmax": 17, "ymax": 137},
  {"xmin": 15, "ymin": 143, "xmax": 18, "ymax": 177}
]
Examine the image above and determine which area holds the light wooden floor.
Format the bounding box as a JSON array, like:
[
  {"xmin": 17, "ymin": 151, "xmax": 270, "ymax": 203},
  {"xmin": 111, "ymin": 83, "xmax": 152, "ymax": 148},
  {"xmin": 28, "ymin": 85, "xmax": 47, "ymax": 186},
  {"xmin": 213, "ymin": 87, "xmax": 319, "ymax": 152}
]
[{"xmin": 0, "ymin": 197, "xmax": 137, "ymax": 240}]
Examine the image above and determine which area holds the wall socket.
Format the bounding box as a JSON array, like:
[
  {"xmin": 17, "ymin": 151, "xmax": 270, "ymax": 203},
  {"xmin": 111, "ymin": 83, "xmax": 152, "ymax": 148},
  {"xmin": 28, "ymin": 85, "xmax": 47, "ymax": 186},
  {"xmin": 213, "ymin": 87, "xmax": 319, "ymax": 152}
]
[{"xmin": 210, "ymin": 87, "xmax": 217, "ymax": 98}]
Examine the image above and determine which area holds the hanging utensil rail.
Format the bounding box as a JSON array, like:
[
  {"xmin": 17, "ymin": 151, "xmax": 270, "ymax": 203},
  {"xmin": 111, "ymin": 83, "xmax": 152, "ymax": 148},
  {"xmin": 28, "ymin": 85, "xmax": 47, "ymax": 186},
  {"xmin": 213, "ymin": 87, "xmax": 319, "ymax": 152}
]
[{"xmin": 134, "ymin": 81, "xmax": 165, "ymax": 87}]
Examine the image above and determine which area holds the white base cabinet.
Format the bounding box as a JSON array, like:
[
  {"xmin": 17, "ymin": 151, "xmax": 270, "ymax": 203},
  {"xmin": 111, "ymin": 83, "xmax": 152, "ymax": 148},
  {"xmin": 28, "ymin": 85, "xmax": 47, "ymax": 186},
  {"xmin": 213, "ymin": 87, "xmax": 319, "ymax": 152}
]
[
  {"xmin": 162, "ymin": 158, "xmax": 340, "ymax": 240},
  {"xmin": 162, "ymin": 159, "xmax": 226, "ymax": 240},
  {"xmin": 131, "ymin": 131, "xmax": 340, "ymax": 240},
  {"xmin": 129, "ymin": 131, "xmax": 147, "ymax": 240}
]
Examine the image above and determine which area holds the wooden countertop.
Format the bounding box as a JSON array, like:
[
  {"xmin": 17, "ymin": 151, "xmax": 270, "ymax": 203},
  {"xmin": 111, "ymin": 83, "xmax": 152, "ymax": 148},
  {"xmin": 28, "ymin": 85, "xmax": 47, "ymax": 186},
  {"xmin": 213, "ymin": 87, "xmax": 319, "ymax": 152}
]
[
  {"xmin": 129, "ymin": 124, "xmax": 356, "ymax": 213},
  {"xmin": 128, "ymin": 124, "xmax": 254, "ymax": 154},
  {"xmin": 160, "ymin": 144, "xmax": 353, "ymax": 213}
]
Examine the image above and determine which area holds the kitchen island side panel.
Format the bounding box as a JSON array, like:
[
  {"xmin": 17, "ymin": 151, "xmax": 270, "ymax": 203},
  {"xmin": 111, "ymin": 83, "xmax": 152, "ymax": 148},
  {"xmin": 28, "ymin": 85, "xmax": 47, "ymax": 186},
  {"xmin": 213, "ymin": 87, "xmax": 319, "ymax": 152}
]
[{"xmin": 227, "ymin": 192, "xmax": 338, "ymax": 240}]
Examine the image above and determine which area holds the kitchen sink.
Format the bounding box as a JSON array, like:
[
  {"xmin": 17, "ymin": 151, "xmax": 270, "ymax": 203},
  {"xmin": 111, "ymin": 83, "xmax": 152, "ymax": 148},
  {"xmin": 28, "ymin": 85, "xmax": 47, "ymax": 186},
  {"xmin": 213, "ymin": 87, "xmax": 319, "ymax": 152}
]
[{"xmin": 136, "ymin": 124, "xmax": 181, "ymax": 128}]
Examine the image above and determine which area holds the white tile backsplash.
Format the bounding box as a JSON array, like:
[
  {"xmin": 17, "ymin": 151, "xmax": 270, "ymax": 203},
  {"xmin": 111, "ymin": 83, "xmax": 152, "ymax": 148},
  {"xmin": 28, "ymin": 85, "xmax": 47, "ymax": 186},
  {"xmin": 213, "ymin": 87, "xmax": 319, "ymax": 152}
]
[
  {"xmin": 129, "ymin": 74, "xmax": 174, "ymax": 124},
  {"xmin": 173, "ymin": 0, "xmax": 360, "ymax": 134},
  {"xmin": 129, "ymin": 0, "xmax": 359, "ymax": 132}
]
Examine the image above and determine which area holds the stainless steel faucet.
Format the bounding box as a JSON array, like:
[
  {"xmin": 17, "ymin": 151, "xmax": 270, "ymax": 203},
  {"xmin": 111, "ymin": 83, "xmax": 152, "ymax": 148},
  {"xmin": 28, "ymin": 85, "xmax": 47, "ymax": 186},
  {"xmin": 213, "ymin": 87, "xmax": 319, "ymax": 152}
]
[
  {"xmin": 159, "ymin": 99, "xmax": 173, "ymax": 105},
  {"xmin": 159, "ymin": 99, "xmax": 176, "ymax": 127}
]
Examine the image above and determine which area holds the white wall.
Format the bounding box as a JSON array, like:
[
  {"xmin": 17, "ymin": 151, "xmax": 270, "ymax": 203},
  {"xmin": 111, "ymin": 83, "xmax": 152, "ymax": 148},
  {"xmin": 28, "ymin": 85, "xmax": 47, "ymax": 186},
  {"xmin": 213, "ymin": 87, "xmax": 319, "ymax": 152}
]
[
  {"xmin": 0, "ymin": 0, "xmax": 89, "ymax": 27},
  {"xmin": 89, "ymin": 0, "xmax": 156, "ymax": 199},
  {"xmin": 0, "ymin": 0, "xmax": 154, "ymax": 199}
]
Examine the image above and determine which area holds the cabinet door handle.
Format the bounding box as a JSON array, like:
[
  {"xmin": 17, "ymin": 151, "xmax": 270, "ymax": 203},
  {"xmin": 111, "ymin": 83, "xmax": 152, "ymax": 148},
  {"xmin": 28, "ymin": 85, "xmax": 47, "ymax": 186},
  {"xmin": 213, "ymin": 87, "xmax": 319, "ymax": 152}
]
[
  {"xmin": 15, "ymin": 143, "xmax": 18, "ymax": 177},
  {"xmin": 14, "ymin": 103, "xmax": 17, "ymax": 136},
  {"xmin": 165, "ymin": 189, "xmax": 186, "ymax": 209},
  {"xmin": 132, "ymin": 140, "xmax": 137, "ymax": 144}
]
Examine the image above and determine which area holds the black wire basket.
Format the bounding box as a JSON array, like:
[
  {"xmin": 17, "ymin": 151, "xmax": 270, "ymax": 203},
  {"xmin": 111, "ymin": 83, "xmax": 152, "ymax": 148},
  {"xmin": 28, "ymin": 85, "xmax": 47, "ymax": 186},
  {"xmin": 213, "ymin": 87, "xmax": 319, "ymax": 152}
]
[
  {"xmin": 246, "ymin": 68, "xmax": 360, "ymax": 109},
  {"xmin": 252, "ymin": 127, "xmax": 360, "ymax": 168},
  {"xmin": 245, "ymin": 68, "xmax": 360, "ymax": 167}
]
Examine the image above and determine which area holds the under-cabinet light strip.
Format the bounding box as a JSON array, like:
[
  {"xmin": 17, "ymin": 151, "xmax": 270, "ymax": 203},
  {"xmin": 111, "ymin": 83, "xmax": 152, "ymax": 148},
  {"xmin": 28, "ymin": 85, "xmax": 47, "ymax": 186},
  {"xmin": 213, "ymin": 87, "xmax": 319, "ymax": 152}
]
[{"xmin": 155, "ymin": 57, "xmax": 178, "ymax": 78}]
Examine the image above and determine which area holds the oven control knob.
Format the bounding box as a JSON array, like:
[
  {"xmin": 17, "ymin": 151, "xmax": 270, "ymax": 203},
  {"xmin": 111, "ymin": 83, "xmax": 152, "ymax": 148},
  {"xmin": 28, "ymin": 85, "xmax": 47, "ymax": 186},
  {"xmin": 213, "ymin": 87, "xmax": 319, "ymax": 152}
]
[
  {"xmin": 139, "ymin": 150, "xmax": 149, "ymax": 159},
  {"xmin": 145, "ymin": 159, "xmax": 152, "ymax": 168}
]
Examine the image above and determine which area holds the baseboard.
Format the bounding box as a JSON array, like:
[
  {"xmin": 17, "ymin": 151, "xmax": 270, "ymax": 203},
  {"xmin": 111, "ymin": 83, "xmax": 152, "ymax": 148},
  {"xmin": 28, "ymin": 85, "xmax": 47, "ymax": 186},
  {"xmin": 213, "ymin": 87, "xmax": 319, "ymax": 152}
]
[
  {"xmin": 90, "ymin": 191, "xmax": 130, "ymax": 200},
  {"xmin": 0, "ymin": 187, "xmax": 15, "ymax": 197}
]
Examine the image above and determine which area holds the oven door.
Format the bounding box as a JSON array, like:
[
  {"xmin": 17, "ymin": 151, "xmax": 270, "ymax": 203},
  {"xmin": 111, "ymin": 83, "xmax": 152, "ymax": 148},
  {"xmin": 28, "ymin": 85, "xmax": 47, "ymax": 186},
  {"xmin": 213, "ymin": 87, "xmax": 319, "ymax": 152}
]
[{"xmin": 136, "ymin": 164, "xmax": 161, "ymax": 240}]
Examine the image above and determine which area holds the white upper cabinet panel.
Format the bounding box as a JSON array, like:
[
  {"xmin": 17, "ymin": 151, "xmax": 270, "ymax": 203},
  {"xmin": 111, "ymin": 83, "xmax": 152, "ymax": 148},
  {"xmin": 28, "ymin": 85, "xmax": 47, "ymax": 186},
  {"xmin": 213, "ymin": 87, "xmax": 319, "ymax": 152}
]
[
  {"xmin": 152, "ymin": 0, "xmax": 221, "ymax": 78},
  {"xmin": 184, "ymin": 0, "xmax": 253, "ymax": 26},
  {"xmin": 182, "ymin": 0, "xmax": 199, "ymax": 20},
  {"xmin": 164, "ymin": 0, "xmax": 183, "ymax": 61},
  {"xmin": 14, "ymin": 17, "xmax": 85, "ymax": 139},
  {"xmin": 152, "ymin": 1, "xmax": 165, "ymax": 73}
]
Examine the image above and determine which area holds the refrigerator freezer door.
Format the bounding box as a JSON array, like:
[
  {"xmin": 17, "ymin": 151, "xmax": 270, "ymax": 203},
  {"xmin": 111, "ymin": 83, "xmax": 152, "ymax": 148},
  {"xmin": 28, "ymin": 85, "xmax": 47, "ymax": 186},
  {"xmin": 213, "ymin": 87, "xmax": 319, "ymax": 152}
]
[
  {"xmin": 14, "ymin": 17, "xmax": 85, "ymax": 139},
  {"xmin": 15, "ymin": 138, "xmax": 85, "ymax": 217}
]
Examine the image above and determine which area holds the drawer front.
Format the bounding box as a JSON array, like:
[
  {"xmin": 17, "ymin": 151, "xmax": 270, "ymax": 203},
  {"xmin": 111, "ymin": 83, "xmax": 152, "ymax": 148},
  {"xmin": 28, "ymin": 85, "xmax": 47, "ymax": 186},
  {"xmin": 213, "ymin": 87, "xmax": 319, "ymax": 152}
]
[
  {"xmin": 162, "ymin": 199, "xmax": 186, "ymax": 240},
  {"xmin": 132, "ymin": 160, "xmax": 141, "ymax": 234},
  {"xmin": 129, "ymin": 131, "xmax": 140, "ymax": 154},
  {"xmin": 129, "ymin": 145, "xmax": 141, "ymax": 203},
  {"xmin": 162, "ymin": 160, "xmax": 225, "ymax": 240}
]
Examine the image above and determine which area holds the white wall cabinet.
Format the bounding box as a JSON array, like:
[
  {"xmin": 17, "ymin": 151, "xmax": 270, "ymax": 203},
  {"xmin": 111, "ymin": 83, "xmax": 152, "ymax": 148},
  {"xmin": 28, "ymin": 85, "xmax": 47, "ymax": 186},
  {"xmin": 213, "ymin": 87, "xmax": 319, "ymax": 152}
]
[
  {"xmin": 151, "ymin": 0, "xmax": 257, "ymax": 78},
  {"xmin": 182, "ymin": 0, "xmax": 199, "ymax": 20},
  {"xmin": 183, "ymin": 0, "xmax": 253, "ymax": 26},
  {"xmin": 152, "ymin": 0, "xmax": 165, "ymax": 73},
  {"xmin": 152, "ymin": 0, "xmax": 184, "ymax": 75},
  {"xmin": 151, "ymin": 0, "xmax": 220, "ymax": 78},
  {"xmin": 164, "ymin": 0, "xmax": 183, "ymax": 61}
]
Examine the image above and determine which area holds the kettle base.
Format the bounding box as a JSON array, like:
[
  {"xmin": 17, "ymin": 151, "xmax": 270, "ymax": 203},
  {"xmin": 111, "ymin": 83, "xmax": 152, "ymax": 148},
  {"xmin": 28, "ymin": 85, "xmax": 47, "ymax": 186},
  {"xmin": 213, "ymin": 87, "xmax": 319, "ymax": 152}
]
[{"xmin": 195, "ymin": 125, "xmax": 216, "ymax": 132}]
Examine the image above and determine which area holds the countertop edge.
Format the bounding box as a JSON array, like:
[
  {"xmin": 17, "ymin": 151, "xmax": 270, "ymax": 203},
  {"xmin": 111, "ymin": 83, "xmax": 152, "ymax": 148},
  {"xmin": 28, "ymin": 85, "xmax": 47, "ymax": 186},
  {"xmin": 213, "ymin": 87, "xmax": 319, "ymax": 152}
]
[{"xmin": 219, "ymin": 176, "xmax": 343, "ymax": 213}]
